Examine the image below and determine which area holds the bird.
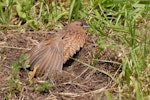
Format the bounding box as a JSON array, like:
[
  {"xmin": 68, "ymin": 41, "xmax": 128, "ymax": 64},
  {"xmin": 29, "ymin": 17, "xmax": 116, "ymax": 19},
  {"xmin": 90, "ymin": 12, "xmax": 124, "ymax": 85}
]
[{"xmin": 27, "ymin": 20, "xmax": 89, "ymax": 79}]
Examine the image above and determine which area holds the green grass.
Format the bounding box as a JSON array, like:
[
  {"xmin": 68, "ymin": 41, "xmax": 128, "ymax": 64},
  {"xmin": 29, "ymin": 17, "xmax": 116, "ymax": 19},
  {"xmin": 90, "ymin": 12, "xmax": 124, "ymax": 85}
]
[
  {"xmin": 1, "ymin": 0, "xmax": 150, "ymax": 99},
  {"xmin": 35, "ymin": 81, "xmax": 51, "ymax": 92}
]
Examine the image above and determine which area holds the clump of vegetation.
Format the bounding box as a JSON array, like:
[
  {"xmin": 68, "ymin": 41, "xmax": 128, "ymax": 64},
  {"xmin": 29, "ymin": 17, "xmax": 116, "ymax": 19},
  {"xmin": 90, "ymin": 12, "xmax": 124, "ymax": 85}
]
[
  {"xmin": 8, "ymin": 54, "xmax": 51, "ymax": 93},
  {"xmin": 6, "ymin": 54, "xmax": 29, "ymax": 93},
  {"xmin": 35, "ymin": 81, "xmax": 51, "ymax": 92},
  {"xmin": 7, "ymin": 61, "xmax": 22, "ymax": 93}
]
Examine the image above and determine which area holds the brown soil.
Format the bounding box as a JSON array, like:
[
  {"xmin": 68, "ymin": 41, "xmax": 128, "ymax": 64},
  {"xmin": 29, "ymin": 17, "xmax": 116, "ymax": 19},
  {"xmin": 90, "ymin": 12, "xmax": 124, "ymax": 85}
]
[{"xmin": 0, "ymin": 29, "xmax": 120, "ymax": 100}]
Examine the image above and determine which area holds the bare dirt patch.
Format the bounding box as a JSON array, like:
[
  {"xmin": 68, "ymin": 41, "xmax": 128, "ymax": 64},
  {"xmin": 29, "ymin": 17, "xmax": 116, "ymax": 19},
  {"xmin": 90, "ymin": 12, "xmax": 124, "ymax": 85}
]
[{"xmin": 0, "ymin": 29, "xmax": 120, "ymax": 100}]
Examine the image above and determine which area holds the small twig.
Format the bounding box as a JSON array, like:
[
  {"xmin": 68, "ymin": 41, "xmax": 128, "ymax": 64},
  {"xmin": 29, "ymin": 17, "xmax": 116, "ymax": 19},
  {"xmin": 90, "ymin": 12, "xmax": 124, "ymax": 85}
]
[
  {"xmin": 45, "ymin": 95, "xmax": 57, "ymax": 100},
  {"xmin": 71, "ymin": 58, "xmax": 118, "ymax": 83},
  {"xmin": 57, "ymin": 85, "xmax": 108, "ymax": 97},
  {"xmin": 21, "ymin": 31, "xmax": 56, "ymax": 34},
  {"xmin": 60, "ymin": 82, "xmax": 89, "ymax": 89},
  {"xmin": 58, "ymin": 92, "xmax": 80, "ymax": 97},
  {"xmin": 57, "ymin": 81, "xmax": 117, "ymax": 97},
  {"xmin": 0, "ymin": 46, "xmax": 30, "ymax": 50},
  {"xmin": 19, "ymin": 87, "xmax": 25, "ymax": 100},
  {"xmin": 80, "ymin": 85, "xmax": 108, "ymax": 96},
  {"xmin": 0, "ymin": 42, "xmax": 6, "ymax": 45},
  {"xmin": 96, "ymin": 59, "xmax": 121, "ymax": 65}
]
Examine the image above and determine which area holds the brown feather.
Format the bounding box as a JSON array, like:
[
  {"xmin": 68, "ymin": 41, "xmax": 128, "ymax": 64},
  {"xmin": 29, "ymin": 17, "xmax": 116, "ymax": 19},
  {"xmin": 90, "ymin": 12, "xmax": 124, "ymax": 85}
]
[{"xmin": 28, "ymin": 36, "xmax": 64, "ymax": 77}]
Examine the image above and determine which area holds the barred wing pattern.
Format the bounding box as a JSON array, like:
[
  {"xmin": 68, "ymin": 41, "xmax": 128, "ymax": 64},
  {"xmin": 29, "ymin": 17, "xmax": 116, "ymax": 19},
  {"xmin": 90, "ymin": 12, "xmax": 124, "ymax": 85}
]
[
  {"xmin": 63, "ymin": 29, "xmax": 86, "ymax": 63},
  {"xmin": 28, "ymin": 37, "xmax": 64, "ymax": 77}
]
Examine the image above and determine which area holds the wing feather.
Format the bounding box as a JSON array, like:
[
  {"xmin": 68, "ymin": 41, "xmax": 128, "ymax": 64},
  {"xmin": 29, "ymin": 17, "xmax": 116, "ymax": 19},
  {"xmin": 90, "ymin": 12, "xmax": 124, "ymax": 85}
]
[
  {"xmin": 29, "ymin": 47, "xmax": 50, "ymax": 68},
  {"xmin": 28, "ymin": 39, "xmax": 63, "ymax": 78},
  {"xmin": 35, "ymin": 47, "xmax": 54, "ymax": 76}
]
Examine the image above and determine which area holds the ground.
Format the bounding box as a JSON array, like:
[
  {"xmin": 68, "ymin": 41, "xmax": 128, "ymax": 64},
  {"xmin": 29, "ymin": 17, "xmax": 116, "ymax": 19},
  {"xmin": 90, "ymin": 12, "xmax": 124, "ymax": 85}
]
[
  {"xmin": 0, "ymin": 0, "xmax": 150, "ymax": 99},
  {"xmin": 0, "ymin": 29, "xmax": 120, "ymax": 100}
]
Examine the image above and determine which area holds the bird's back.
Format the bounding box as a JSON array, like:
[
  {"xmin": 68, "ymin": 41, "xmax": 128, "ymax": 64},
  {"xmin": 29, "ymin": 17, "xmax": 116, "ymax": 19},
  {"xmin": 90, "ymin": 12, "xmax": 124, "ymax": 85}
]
[{"xmin": 62, "ymin": 25, "xmax": 86, "ymax": 63}]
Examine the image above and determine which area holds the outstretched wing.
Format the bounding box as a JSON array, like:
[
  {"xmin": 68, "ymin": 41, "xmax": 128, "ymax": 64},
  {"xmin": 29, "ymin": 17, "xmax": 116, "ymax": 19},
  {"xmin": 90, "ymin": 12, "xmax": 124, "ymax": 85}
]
[{"xmin": 28, "ymin": 39, "xmax": 64, "ymax": 77}]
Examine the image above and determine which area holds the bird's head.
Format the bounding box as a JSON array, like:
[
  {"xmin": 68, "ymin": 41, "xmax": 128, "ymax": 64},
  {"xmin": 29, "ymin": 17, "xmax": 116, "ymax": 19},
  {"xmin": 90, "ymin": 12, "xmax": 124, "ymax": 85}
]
[
  {"xmin": 66, "ymin": 20, "xmax": 89, "ymax": 30},
  {"xmin": 72, "ymin": 20, "xmax": 89, "ymax": 28}
]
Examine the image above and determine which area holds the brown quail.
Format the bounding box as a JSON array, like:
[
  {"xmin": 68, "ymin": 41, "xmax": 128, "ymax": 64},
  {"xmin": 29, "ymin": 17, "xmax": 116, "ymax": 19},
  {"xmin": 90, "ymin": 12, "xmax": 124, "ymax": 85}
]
[{"xmin": 27, "ymin": 20, "xmax": 89, "ymax": 78}]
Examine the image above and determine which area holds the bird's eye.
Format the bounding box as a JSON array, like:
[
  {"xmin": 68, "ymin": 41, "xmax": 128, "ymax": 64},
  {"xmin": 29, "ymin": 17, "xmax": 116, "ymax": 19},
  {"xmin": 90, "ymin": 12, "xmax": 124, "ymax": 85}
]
[{"xmin": 80, "ymin": 23, "xmax": 83, "ymax": 26}]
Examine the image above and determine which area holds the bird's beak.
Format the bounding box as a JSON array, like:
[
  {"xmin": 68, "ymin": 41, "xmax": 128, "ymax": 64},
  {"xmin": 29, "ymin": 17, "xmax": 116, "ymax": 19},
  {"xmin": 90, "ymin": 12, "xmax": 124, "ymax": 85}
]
[{"xmin": 83, "ymin": 24, "xmax": 90, "ymax": 28}]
